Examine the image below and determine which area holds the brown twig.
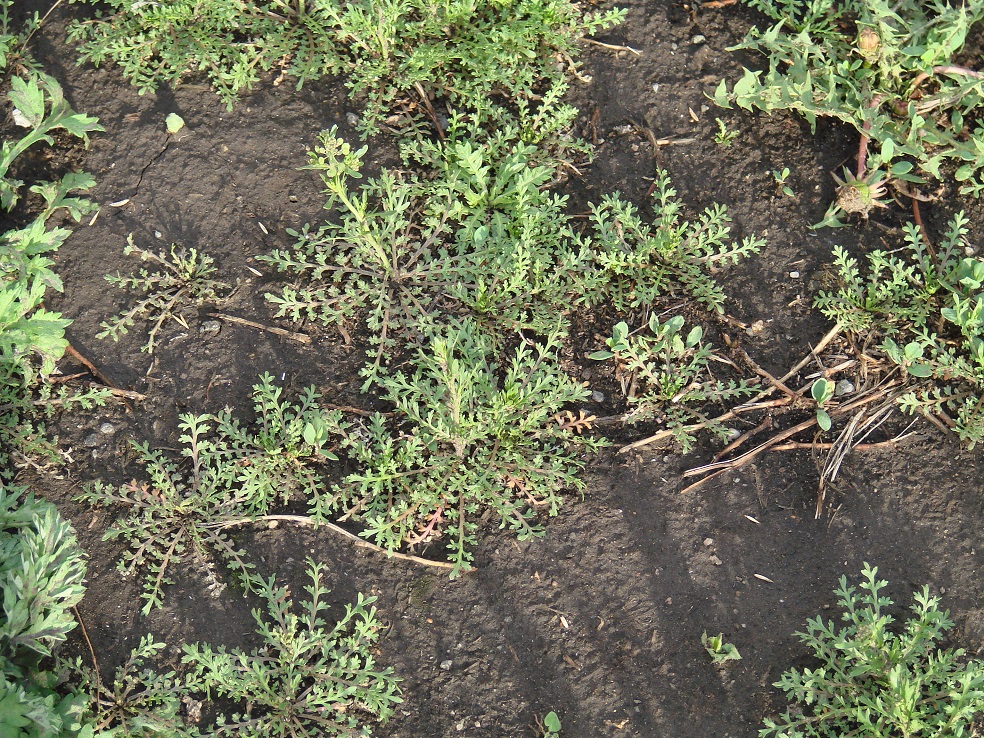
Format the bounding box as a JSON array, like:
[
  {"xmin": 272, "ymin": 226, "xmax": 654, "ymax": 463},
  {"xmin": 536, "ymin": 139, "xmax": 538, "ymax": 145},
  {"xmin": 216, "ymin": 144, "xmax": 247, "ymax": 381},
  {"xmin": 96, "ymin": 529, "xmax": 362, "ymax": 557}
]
[
  {"xmin": 908, "ymin": 65, "xmax": 984, "ymax": 98},
  {"xmin": 712, "ymin": 414, "xmax": 772, "ymax": 462},
  {"xmin": 619, "ymin": 325, "xmax": 842, "ymax": 453},
  {"xmin": 65, "ymin": 344, "xmax": 117, "ymax": 389},
  {"xmin": 581, "ymin": 38, "xmax": 642, "ymax": 55},
  {"xmin": 910, "ymin": 197, "xmax": 937, "ymax": 263},
  {"xmin": 104, "ymin": 387, "xmax": 147, "ymax": 401},
  {"xmin": 856, "ymin": 94, "xmax": 883, "ymax": 179},
  {"xmin": 323, "ymin": 403, "xmax": 393, "ymax": 417},
  {"xmin": 219, "ymin": 514, "xmax": 461, "ymax": 571},
  {"xmin": 770, "ymin": 439, "xmax": 904, "ymax": 451},
  {"xmin": 739, "ymin": 349, "xmax": 803, "ymax": 402},
  {"xmin": 72, "ymin": 605, "xmax": 101, "ymax": 712},
  {"xmin": 208, "ymin": 313, "xmax": 311, "ymax": 344},
  {"xmin": 680, "ymin": 382, "xmax": 901, "ymax": 492},
  {"xmin": 413, "ymin": 81, "xmax": 445, "ymax": 142}
]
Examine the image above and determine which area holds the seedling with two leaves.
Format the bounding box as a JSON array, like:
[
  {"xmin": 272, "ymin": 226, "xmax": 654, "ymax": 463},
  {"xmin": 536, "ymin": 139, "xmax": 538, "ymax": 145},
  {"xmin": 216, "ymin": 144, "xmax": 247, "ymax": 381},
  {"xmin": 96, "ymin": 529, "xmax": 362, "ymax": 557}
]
[
  {"xmin": 590, "ymin": 315, "xmax": 758, "ymax": 452},
  {"xmin": 702, "ymin": 631, "xmax": 742, "ymax": 664}
]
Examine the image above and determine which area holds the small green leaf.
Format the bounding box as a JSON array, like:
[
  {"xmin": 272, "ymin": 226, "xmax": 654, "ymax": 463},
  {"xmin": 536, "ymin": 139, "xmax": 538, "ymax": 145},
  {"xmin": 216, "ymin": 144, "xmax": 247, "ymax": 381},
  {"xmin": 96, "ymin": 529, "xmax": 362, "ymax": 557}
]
[
  {"xmin": 816, "ymin": 408, "xmax": 832, "ymax": 431},
  {"xmin": 588, "ymin": 350, "xmax": 614, "ymax": 361},
  {"xmin": 165, "ymin": 113, "xmax": 186, "ymax": 134},
  {"xmin": 955, "ymin": 164, "xmax": 975, "ymax": 181},
  {"xmin": 612, "ymin": 322, "xmax": 629, "ymax": 343},
  {"xmin": 666, "ymin": 315, "xmax": 685, "ymax": 333},
  {"xmin": 473, "ymin": 225, "xmax": 489, "ymax": 246},
  {"xmin": 906, "ymin": 363, "xmax": 932, "ymax": 378},
  {"xmin": 543, "ymin": 711, "xmax": 561, "ymax": 732},
  {"xmin": 880, "ymin": 138, "xmax": 894, "ymax": 162},
  {"xmin": 713, "ymin": 78, "xmax": 732, "ymax": 107},
  {"xmin": 903, "ymin": 341, "xmax": 924, "ymax": 361}
]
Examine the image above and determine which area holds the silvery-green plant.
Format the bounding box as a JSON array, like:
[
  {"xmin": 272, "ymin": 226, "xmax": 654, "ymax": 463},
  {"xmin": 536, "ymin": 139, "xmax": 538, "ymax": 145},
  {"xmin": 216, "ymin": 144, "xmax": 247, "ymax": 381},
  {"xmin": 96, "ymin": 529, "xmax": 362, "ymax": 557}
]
[{"xmin": 763, "ymin": 563, "xmax": 984, "ymax": 737}]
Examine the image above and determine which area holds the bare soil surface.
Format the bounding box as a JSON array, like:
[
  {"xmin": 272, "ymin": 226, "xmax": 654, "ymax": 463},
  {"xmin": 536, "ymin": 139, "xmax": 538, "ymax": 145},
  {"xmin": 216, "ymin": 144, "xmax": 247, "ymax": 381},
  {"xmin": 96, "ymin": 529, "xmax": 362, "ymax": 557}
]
[{"xmin": 11, "ymin": 1, "xmax": 984, "ymax": 736}]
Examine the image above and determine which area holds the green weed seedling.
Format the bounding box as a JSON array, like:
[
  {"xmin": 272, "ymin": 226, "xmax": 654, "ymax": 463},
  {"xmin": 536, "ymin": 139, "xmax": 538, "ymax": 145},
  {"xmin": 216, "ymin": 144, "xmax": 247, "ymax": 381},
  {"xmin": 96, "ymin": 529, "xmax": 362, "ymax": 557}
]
[
  {"xmin": 537, "ymin": 711, "xmax": 562, "ymax": 737},
  {"xmin": 99, "ymin": 235, "xmax": 230, "ymax": 353},
  {"xmin": 182, "ymin": 560, "xmax": 401, "ymax": 738},
  {"xmin": 815, "ymin": 212, "xmax": 984, "ymax": 446},
  {"xmin": 810, "ymin": 377, "xmax": 835, "ymax": 431},
  {"xmin": 772, "ymin": 167, "xmax": 794, "ymax": 197},
  {"xmin": 701, "ymin": 631, "xmax": 742, "ymax": 664},
  {"xmin": 79, "ymin": 414, "xmax": 262, "ymax": 614},
  {"xmin": 78, "ymin": 377, "xmax": 347, "ymax": 613},
  {"xmin": 716, "ymin": 0, "xmax": 984, "ymax": 224},
  {"xmin": 213, "ymin": 372, "xmax": 348, "ymax": 514},
  {"xmin": 77, "ymin": 634, "xmax": 195, "ymax": 738},
  {"xmin": 762, "ymin": 563, "xmax": 984, "ymax": 737},
  {"xmin": 713, "ymin": 118, "xmax": 738, "ymax": 146},
  {"xmin": 318, "ymin": 318, "xmax": 606, "ymax": 576},
  {"xmin": 1, "ymin": 59, "xmax": 104, "ymax": 473},
  {"xmin": 0, "ymin": 485, "xmax": 92, "ymax": 738},
  {"xmin": 587, "ymin": 169, "xmax": 763, "ymax": 315},
  {"xmin": 262, "ymin": 121, "xmax": 596, "ymax": 388},
  {"xmin": 590, "ymin": 315, "xmax": 758, "ymax": 452},
  {"xmin": 68, "ymin": 0, "xmax": 623, "ymax": 136}
]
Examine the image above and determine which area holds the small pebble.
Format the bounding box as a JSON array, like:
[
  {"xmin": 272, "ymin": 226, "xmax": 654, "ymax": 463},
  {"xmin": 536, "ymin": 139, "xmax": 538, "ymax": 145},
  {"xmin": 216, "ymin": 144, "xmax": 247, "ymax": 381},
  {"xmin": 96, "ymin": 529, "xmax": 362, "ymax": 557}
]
[
  {"xmin": 154, "ymin": 230, "xmax": 163, "ymax": 239},
  {"xmin": 98, "ymin": 422, "xmax": 116, "ymax": 435},
  {"xmin": 710, "ymin": 554, "xmax": 723, "ymax": 566},
  {"xmin": 691, "ymin": 34, "xmax": 706, "ymax": 44},
  {"xmin": 345, "ymin": 112, "xmax": 359, "ymax": 126},
  {"xmin": 591, "ymin": 390, "xmax": 605, "ymax": 403},
  {"xmin": 440, "ymin": 659, "xmax": 452, "ymax": 671},
  {"xmin": 745, "ymin": 319, "xmax": 765, "ymax": 337},
  {"xmin": 83, "ymin": 433, "xmax": 101, "ymax": 448},
  {"xmin": 200, "ymin": 319, "xmax": 222, "ymax": 335},
  {"xmin": 965, "ymin": 246, "xmax": 976, "ymax": 256},
  {"xmin": 703, "ymin": 537, "xmax": 714, "ymax": 547},
  {"xmin": 652, "ymin": 82, "xmax": 660, "ymax": 94},
  {"xmin": 834, "ymin": 379, "xmax": 855, "ymax": 396},
  {"xmin": 789, "ymin": 270, "xmax": 801, "ymax": 279}
]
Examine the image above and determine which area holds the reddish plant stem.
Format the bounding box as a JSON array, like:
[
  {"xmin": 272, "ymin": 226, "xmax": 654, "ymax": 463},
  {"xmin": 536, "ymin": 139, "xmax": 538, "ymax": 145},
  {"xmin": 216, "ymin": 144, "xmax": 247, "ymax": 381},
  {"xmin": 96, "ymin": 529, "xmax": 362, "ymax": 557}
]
[
  {"xmin": 908, "ymin": 64, "xmax": 984, "ymax": 98},
  {"xmin": 911, "ymin": 197, "xmax": 937, "ymax": 264},
  {"xmin": 856, "ymin": 94, "xmax": 883, "ymax": 179}
]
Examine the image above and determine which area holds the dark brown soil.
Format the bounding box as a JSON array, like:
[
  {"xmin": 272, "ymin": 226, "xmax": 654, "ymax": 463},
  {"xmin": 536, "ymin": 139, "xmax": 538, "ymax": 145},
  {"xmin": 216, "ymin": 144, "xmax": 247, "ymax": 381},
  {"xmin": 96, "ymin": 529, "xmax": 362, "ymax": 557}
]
[{"xmin": 12, "ymin": 2, "xmax": 984, "ymax": 737}]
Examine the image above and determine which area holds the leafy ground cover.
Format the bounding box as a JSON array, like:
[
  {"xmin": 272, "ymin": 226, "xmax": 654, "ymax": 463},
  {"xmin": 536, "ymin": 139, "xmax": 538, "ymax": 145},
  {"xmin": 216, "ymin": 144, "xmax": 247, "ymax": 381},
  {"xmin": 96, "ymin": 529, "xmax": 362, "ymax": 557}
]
[{"xmin": 4, "ymin": 0, "xmax": 984, "ymax": 736}]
